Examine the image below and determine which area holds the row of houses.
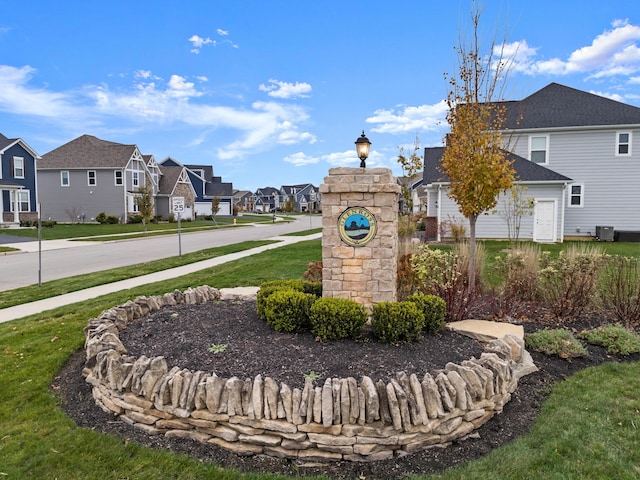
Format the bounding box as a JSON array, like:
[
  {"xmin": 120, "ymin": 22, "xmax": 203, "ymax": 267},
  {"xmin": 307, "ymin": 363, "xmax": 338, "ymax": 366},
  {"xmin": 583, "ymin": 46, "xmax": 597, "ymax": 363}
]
[
  {"xmin": 233, "ymin": 184, "xmax": 321, "ymax": 214},
  {"xmin": 0, "ymin": 134, "xmax": 235, "ymax": 225}
]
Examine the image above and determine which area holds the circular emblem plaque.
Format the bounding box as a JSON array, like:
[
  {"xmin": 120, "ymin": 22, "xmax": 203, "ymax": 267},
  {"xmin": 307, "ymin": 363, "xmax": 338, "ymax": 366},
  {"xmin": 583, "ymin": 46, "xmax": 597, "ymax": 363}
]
[{"xmin": 337, "ymin": 206, "xmax": 377, "ymax": 247}]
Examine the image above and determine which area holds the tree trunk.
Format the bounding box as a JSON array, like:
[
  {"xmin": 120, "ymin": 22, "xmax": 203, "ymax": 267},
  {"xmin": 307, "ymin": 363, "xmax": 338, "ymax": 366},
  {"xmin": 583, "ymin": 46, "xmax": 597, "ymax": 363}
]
[{"xmin": 468, "ymin": 214, "xmax": 478, "ymax": 296}]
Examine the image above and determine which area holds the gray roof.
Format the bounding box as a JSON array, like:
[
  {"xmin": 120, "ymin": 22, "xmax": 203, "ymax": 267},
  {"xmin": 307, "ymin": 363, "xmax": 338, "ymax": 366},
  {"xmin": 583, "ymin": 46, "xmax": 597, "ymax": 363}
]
[
  {"xmin": 423, "ymin": 147, "xmax": 571, "ymax": 185},
  {"xmin": 40, "ymin": 134, "xmax": 138, "ymax": 169},
  {"xmin": 0, "ymin": 132, "xmax": 41, "ymax": 158},
  {"xmin": 503, "ymin": 83, "xmax": 640, "ymax": 129},
  {"xmin": 158, "ymin": 165, "xmax": 183, "ymax": 195}
]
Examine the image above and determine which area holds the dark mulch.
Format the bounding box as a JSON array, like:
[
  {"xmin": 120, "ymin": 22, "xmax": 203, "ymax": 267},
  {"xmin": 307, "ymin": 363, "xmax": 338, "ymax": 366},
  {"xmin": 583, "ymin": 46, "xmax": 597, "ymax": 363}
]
[{"xmin": 53, "ymin": 299, "xmax": 640, "ymax": 480}]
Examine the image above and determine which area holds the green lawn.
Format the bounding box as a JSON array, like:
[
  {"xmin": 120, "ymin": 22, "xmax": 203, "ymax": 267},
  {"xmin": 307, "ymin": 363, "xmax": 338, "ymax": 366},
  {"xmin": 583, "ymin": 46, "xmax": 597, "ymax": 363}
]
[{"xmin": 1, "ymin": 238, "xmax": 639, "ymax": 478}]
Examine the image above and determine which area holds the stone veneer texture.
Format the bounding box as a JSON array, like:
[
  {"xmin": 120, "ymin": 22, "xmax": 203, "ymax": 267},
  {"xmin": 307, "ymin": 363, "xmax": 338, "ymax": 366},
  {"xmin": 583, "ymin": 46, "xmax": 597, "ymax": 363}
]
[
  {"xmin": 319, "ymin": 167, "xmax": 402, "ymax": 310},
  {"xmin": 83, "ymin": 286, "xmax": 539, "ymax": 462}
]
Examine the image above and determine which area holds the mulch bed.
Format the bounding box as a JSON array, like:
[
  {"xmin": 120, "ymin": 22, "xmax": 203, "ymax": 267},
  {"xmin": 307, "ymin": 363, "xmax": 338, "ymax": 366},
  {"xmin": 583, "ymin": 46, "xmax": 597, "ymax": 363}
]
[{"xmin": 53, "ymin": 299, "xmax": 640, "ymax": 480}]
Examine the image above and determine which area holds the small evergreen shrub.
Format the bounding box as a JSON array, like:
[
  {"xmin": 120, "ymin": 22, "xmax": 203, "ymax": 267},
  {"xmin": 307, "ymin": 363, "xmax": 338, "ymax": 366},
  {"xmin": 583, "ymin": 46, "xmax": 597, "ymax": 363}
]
[
  {"xmin": 371, "ymin": 301, "xmax": 425, "ymax": 344},
  {"xmin": 41, "ymin": 220, "xmax": 56, "ymax": 228},
  {"xmin": 578, "ymin": 325, "xmax": 640, "ymax": 356},
  {"xmin": 263, "ymin": 289, "xmax": 315, "ymax": 333},
  {"xmin": 96, "ymin": 212, "xmax": 107, "ymax": 224},
  {"xmin": 525, "ymin": 329, "xmax": 588, "ymax": 358},
  {"xmin": 256, "ymin": 280, "xmax": 321, "ymax": 319},
  {"xmin": 309, "ymin": 297, "xmax": 367, "ymax": 341},
  {"xmin": 104, "ymin": 214, "xmax": 119, "ymax": 224},
  {"xmin": 128, "ymin": 214, "xmax": 143, "ymax": 224},
  {"xmin": 406, "ymin": 293, "xmax": 446, "ymax": 333}
]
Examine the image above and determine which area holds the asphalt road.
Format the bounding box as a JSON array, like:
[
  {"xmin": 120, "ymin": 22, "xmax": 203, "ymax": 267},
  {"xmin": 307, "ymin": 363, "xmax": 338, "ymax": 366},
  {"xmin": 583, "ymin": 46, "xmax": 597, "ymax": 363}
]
[{"xmin": 0, "ymin": 216, "xmax": 321, "ymax": 291}]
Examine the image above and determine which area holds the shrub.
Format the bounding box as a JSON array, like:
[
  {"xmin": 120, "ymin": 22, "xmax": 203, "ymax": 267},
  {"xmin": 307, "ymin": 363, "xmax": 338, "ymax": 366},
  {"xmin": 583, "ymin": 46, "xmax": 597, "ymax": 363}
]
[
  {"xmin": 262, "ymin": 289, "xmax": 315, "ymax": 333},
  {"xmin": 41, "ymin": 220, "xmax": 56, "ymax": 228},
  {"xmin": 19, "ymin": 220, "xmax": 33, "ymax": 227},
  {"xmin": 371, "ymin": 301, "xmax": 425, "ymax": 344},
  {"xmin": 538, "ymin": 244, "xmax": 606, "ymax": 320},
  {"xmin": 103, "ymin": 214, "xmax": 119, "ymax": 224},
  {"xmin": 525, "ymin": 329, "xmax": 588, "ymax": 358},
  {"xmin": 96, "ymin": 212, "xmax": 107, "ymax": 224},
  {"xmin": 598, "ymin": 256, "xmax": 640, "ymax": 329},
  {"xmin": 256, "ymin": 280, "xmax": 321, "ymax": 319},
  {"xmin": 406, "ymin": 294, "xmax": 446, "ymax": 333},
  {"xmin": 397, "ymin": 214, "xmax": 416, "ymax": 238},
  {"xmin": 410, "ymin": 244, "xmax": 474, "ymax": 322},
  {"xmin": 128, "ymin": 214, "xmax": 143, "ymax": 224},
  {"xmin": 494, "ymin": 244, "xmax": 541, "ymax": 302},
  {"xmin": 303, "ymin": 261, "xmax": 323, "ymax": 283},
  {"xmin": 578, "ymin": 325, "xmax": 640, "ymax": 356},
  {"xmin": 309, "ymin": 297, "xmax": 367, "ymax": 341},
  {"xmin": 397, "ymin": 253, "xmax": 418, "ymax": 301}
]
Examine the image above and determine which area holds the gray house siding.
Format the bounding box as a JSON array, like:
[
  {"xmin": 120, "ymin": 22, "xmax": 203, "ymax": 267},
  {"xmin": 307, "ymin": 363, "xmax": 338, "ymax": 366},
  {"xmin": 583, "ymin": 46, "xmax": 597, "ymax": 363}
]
[
  {"xmin": 510, "ymin": 128, "xmax": 640, "ymax": 237},
  {"xmin": 38, "ymin": 169, "xmax": 126, "ymax": 222}
]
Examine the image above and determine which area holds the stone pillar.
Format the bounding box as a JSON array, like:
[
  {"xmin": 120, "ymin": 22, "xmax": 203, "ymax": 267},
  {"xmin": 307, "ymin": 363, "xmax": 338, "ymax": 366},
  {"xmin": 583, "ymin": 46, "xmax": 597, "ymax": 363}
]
[{"xmin": 319, "ymin": 167, "xmax": 400, "ymax": 311}]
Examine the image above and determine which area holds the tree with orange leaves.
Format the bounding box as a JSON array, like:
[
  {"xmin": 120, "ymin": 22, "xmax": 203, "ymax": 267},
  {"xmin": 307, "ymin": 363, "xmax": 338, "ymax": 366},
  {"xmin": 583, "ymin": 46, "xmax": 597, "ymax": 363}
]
[{"xmin": 441, "ymin": 3, "xmax": 515, "ymax": 295}]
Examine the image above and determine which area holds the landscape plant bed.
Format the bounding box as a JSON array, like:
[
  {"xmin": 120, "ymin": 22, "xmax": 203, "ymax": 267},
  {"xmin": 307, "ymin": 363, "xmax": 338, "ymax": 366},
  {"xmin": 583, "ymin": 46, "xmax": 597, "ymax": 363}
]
[{"xmin": 55, "ymin": 298, "xmax": 639, "ymax": 480}]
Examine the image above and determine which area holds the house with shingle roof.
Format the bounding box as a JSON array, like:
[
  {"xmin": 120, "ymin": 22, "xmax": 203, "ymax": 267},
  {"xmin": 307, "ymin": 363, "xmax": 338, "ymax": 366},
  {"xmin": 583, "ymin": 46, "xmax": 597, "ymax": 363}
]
[
  {"xmin": 159, "ymin": 158, "xmax": 234, "ymax": 217},
  {"xmin": 279, "ymin": 183, "xmax": 320, "ymax": 212},
  {"xmin": 424, "ymin": 83, "xmax": 640, "ymax": 242},
  {"xmin": 38, "ymin": 134, "xmax": 160, "ymax": 223},
  {"xmin": 0, "ymin": 132, "xmax": 40, "ymax": 226},
  {"xmin": 155, "ymin": 165, "xmax": 196, "ymax": 220}
]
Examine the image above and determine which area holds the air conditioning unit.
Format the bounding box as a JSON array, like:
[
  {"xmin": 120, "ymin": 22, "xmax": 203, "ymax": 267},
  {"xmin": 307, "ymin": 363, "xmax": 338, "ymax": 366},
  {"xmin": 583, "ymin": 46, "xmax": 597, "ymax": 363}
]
[{"xmin": 595, "ymin": 226, "xmax": 614, "ymax": 242}]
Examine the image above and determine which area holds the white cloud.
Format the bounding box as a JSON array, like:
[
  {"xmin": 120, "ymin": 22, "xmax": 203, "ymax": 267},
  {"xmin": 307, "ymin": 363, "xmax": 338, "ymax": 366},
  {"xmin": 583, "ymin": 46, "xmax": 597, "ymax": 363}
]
[
  {"xmin": 0, "ymin": 65, "xmax": 89, "ymax": 122},
  {"xmin": 259, "ymin": 79, "xmax": 312, "ymax": 99},
  {"xmin": 506, "ymin": 19, "xmax": 640, "ymax": 80},
  {"xmin": 366, "ymin": 100, "xmax": 448, "ymax": 135},
  {"xmin": 216, "ymin": 28, "xmax": 228, "ymax": 36},
  {"xmin": 589, "ymin": 90, "xmax": 625, "ymax": 102},
  {"xmin": 0, "ymin": 64, "xmax": 316, "ymax": 159},
  {"xmin": 283, "ymin": 152, "xmax": 319, "ymax": 166},
  {"xmin": 188, "ymin": 34, "xmax": 215, "ymax": 53}
]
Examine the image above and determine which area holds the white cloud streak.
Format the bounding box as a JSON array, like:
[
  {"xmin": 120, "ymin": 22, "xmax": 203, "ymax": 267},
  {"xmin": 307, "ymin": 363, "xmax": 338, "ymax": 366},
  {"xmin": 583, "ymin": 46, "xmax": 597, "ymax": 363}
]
[
  {"xmin": 366, "ymin": 101, "xmax": 448, "ymax": 135},
  {"xmin": 0, "ymin": 64, "xmax": 315, "ymax": 160},
  {"xmin": 502, "ymin": 19, "xmax": 640, "ymax": 80},
  {"xmin": 259, "ymin": 79, "xmax": 312, "ymax": 99}
]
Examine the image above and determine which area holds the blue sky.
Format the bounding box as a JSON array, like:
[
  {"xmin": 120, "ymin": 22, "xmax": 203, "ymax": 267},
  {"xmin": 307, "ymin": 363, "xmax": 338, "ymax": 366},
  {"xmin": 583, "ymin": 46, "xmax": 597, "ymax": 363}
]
[{"xmin": 1, "ymin": 1, "xmax": 639, "ymax": 192}]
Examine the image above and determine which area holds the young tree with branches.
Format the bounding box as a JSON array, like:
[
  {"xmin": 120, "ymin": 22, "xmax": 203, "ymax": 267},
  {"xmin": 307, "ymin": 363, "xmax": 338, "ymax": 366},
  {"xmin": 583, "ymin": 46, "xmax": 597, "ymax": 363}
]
[
  {"xmin": 134, "ymin": 183, "xmax": 154, "ymax": 235},
  {"xmin": 440, "ymin": 4, "xmax": 516, "ymax": 294}
]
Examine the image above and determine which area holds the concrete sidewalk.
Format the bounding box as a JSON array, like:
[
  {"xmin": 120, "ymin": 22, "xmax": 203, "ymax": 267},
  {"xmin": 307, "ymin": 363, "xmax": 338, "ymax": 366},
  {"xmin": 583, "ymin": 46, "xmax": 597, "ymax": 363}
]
[{"xmin": 0, "ymin": 233, "xmax": 320, "ymax": 324}]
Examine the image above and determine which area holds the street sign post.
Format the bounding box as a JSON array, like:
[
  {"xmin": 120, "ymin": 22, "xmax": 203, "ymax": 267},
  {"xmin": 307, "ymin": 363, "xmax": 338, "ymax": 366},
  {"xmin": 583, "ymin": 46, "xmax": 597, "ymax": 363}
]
[{"xmin": 172, "ymin": 197, "xmax": 185, "ymax": 256}]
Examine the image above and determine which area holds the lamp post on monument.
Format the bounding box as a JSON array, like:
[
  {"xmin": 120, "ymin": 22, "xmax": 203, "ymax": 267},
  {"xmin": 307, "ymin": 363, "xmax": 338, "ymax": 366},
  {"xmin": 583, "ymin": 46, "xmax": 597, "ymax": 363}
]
[{"xmin": 355, "ymin": 131, "xmax": 371, "ymax": 168}]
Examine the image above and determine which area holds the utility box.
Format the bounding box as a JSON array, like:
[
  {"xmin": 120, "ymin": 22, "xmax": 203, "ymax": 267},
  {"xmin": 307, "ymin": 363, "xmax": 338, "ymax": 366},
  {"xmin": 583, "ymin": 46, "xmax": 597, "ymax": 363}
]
[{"xmin": 595, "ymin": 226, "xmax": 614, "ymax": 241}]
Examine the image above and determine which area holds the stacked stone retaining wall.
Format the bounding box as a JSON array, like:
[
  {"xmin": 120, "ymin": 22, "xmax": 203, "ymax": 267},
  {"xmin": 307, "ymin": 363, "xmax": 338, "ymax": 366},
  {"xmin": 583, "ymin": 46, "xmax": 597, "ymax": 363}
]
[{"xmin": 83, "ymin": 286, "xmax": 538, "ymax": 462}]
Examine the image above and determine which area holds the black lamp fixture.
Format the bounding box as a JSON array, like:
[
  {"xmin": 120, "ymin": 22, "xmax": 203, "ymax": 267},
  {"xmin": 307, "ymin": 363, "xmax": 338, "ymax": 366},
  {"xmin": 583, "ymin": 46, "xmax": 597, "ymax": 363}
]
[{"xmin": 355, "ymin": 130, "xmax": 371, "ymax": 168}]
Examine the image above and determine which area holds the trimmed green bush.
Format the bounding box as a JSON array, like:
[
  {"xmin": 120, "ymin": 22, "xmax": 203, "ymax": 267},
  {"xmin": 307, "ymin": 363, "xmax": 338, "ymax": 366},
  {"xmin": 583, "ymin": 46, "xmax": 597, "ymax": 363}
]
[
  {"xmin": 256, "ymin": 280, "xmax": 321, "ymax": 319},
  {"xmin": 309, "ymin": 297, "xmax": 368, "ymax": 341},
  {"xmin": 371, "ymin": 301, "xmax": 425, "ymax": 344},
  {"xmin": 263, "ymin": 289, "xmax": 315, "ymax": 333},
  {"xmin": 406, "ymin": 293, "xmax": 446, "ymax": 333}
]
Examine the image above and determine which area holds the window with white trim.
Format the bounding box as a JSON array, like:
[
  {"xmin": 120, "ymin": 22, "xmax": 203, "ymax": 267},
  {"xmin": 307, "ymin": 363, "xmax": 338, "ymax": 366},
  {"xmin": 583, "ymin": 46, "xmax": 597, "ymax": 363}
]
[
  {"xmin": 11, "ymin": 190, "xmax": 30, "ymax": 212},
  {"xmin": 88, "ymin": 170, "xmax": 97, "ymax": 186},
  {"xmin": 569, "ymin": 184, "xmax": 584, "ymax": 207},
  {"xmin": 61, "ymin": 170, "xmax": 70, "ymax": 187},
  {"xmin": 616, "ymin": 132, "xmax": 631, "ymax": 156},
  {"xmin": 115, "ymin": 170, "xmax": 123, "ymax": 186},
  {"xmin": 132, "ymin": 171, "xmax": 139, "ymax": 187},
  {"xmin": 529, "ymin": 135, "xmax": 548, "ymax": 164},
  {"xmin": 13, "ymin": 157, "xmax": 24, "ymax": 178}
]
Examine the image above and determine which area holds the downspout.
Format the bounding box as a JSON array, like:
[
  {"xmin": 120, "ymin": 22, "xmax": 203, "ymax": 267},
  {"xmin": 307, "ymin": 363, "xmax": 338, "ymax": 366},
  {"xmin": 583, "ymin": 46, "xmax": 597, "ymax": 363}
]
[
  {"xmin": 437, "ymin": 185, "xmax": 442, "ymax": 243},
  {"xmin": 560, "ymin": 182, "xmax": 568, "ymax": 243}
]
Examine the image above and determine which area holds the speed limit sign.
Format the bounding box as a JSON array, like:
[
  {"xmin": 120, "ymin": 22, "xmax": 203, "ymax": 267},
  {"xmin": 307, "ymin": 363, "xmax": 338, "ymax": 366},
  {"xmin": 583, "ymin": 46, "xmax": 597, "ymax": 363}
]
[{"xmin": 172, "ymin": 197, "xmax": 185, "ymax": 213}]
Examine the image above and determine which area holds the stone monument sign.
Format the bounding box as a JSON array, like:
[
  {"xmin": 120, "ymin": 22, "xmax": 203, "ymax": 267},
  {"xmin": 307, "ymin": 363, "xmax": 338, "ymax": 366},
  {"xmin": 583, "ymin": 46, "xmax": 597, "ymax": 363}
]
[{"xmin": 319, "ymin": 167, "xmax": 400, "ymax": 310}]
